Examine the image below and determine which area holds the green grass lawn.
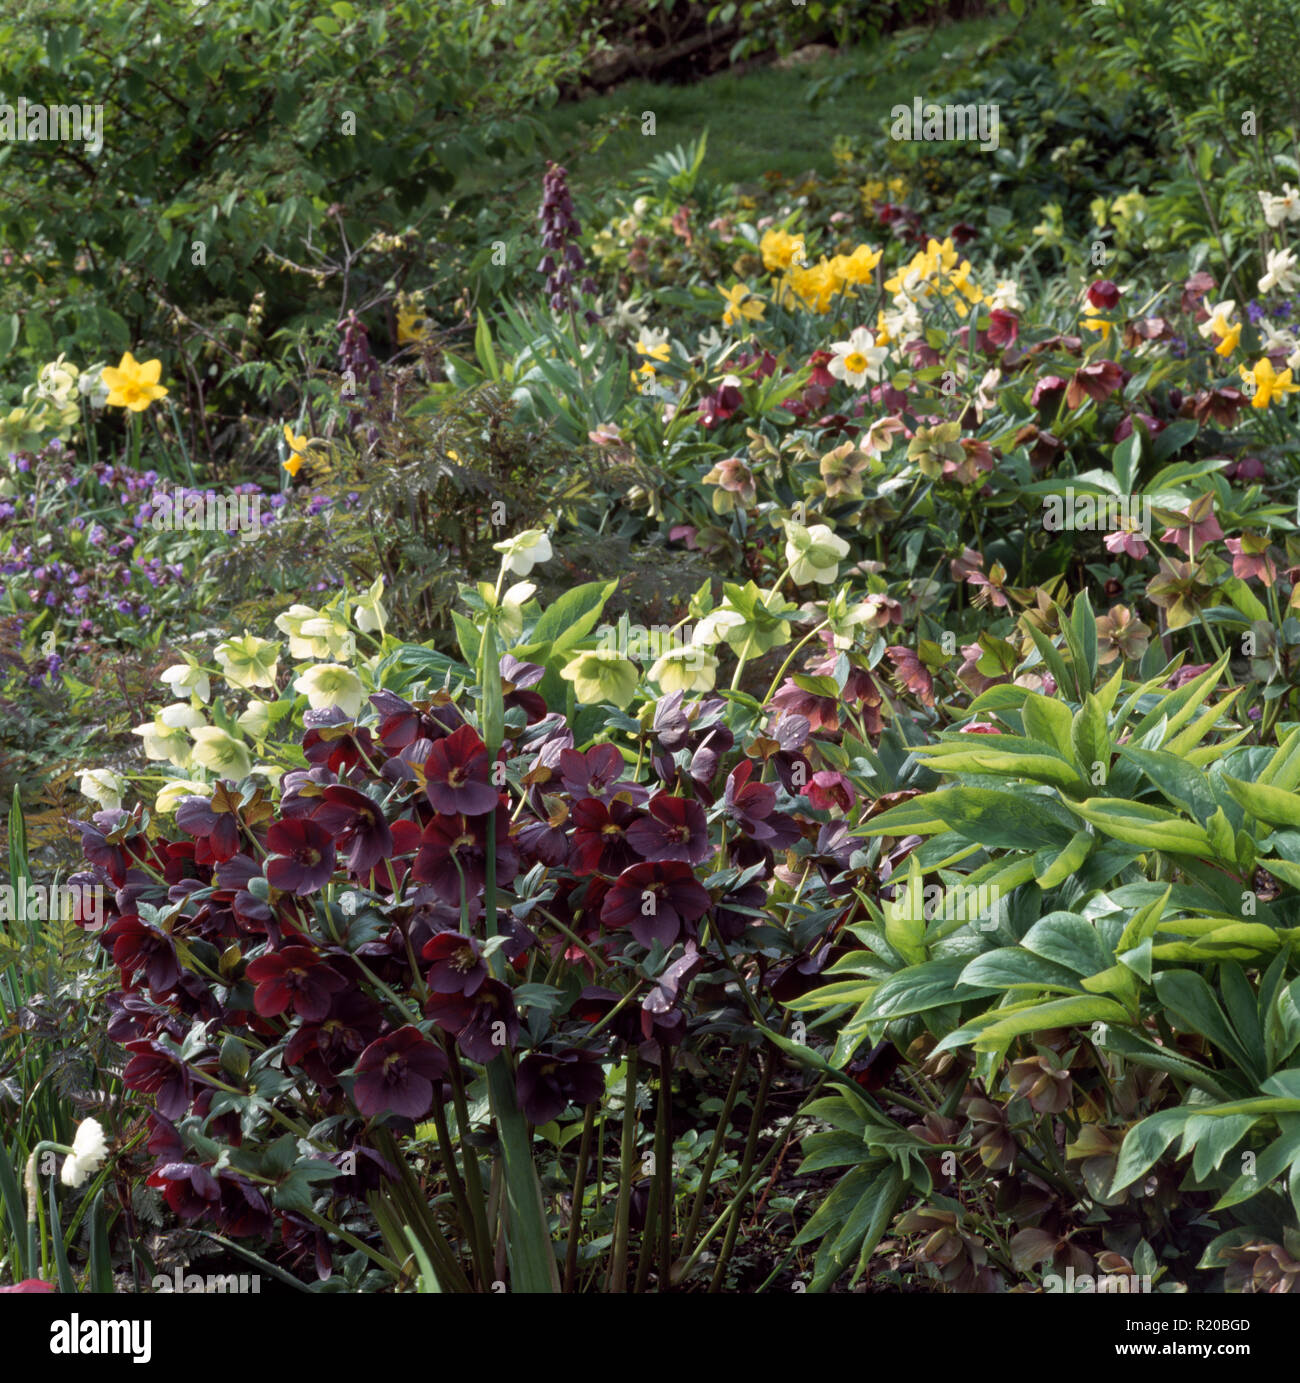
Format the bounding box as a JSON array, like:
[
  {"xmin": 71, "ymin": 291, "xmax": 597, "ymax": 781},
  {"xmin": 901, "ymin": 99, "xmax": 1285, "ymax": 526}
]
[{"xmin": 512, "ymin": 11, "xmax": 1024, "ymax": 198}]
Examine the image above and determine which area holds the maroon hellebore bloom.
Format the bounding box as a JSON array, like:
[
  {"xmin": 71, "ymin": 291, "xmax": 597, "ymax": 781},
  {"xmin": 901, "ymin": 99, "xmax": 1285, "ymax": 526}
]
[
  {"xmin": 515, "ymin": 1049, "xmax": 605, "ymax": 1125},
  {"xmin": 424, "ymin": 724, "xmax": 498, "ymax": 816},
  {"xmin": 265, "ymin": 817, "xmax": 337, "ymax": 896},
  {"xmin": 245, "ymin": 945, "xmax": 348, "ymax": 1022},
  {"xmin": 601, "ymin": 861, "xmax": 712, "ymax": 948},
  {"xmin": 626, "ymin": 792, "xmax": 712, "ymax": 865},
  {"xmin": 352, "ymin": 1025, "xmax": 448, "ymax": 1119},
  {"xmin": 311, "ymin": 784, "xmax": 394, "ymax": 876}
]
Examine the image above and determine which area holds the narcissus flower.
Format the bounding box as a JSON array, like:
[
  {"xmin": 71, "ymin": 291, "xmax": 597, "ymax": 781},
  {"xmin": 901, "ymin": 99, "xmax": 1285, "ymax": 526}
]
[
  {"xmin": 60, "ymin": 1117, "xmax": 109, "ymax": 1188},
  {"xmin": 189, "ymin": 726, "xmax": 253, "ymax": 781},
  {"xmin": 1259, "ymin": 185, "xmax": 1300, "ymax": 227},
  {"xmin": 561, "ymin": 648, "xmax": 639, "ymax": 709},
  {"xmin": 783, "ymin": 521, "xmax": 850, "ymax": 586},
  {"xmin": 102, "ymin": 352, "xmax": 167, "ymax": 411},
  {"xmin": 1240, "ymin": 357, "xmax": 1299, "ymax": 409},
  {"xmin": 718, "ymin": 282, "xmax": 765, "ymax": 327},
  {"xmin": 1259, "ymin": 247, "xmax": 1299, "ymax": 296},
  {"xmin": 80, "ymin": 767, "xmax": 127, "ymax": 811},
  {"xmin": 213, "ymin": 632, "xmax": 281, "ymax": 690},
  {"xmin": 281, "ymin": 425, "xmax": 317, "ymax": 478},
  {"xmin": 352, "ymin": 1027, "xmax": 447, "ymax": 1120},
  {"xmin": 827, "ymin": 326, "xmax": 888, "ymax": 387},
  {"xmin": 294, "ymin": 663, "xmax": 365, "ymax": 718},
  {"xmin": 493, "ymin": 528, "xmax": 552, "ymax": 576}
]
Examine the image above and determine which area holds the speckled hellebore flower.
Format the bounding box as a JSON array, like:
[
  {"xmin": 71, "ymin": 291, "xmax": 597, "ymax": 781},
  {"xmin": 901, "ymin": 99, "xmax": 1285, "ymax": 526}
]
[
  {"xmin": 245, "ymin": 945, "xmax": 348, "ymax": 1021},
  {"xmin": 906, "ymin": 421, "xmax": 964, "ymax": 478},
  {"xmin": 493, "ymin": 528, "xmax": 553, "ymax": 576},
  {"xmin": 352, "ymin": 1026, "xmax": 447, "ymax": 1120},
  {"xmin": 80, "ymin": 767, "xmax": 128, "ymax": 811},
  {"xmin": 265, "ymin": 818, "xmax": 337, "ymax": 895}
]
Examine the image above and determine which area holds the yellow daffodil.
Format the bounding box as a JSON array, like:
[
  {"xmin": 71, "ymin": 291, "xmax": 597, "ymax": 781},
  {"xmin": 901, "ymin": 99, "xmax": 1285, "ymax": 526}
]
[
  {"xmin": 719, "ymin": 282, "xmax": 765, "ymax": 327},
  {"xmin": 282, "ymin": 424, "xmax": 316, "ymax": 478},
  {"xmin": 101, "ymin": 352, "xmax": 168, "ymax": 411},
  {"xmin": 1241, "ymin": 358, "xmax": 1300, "ymax": 409}
]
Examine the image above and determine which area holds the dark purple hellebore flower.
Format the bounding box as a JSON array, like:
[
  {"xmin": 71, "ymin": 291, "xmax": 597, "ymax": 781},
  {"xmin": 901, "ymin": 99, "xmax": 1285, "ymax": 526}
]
[
  {"xmin": 516, "ymin": 1049, "xmax": 605, "ymax": 1125},
  {"xmin": 352, "ymin": 1026, "xmax": 448, "ymax": 1119},
  {"xmin": 601, "ymin": 861, "xmax": 712, "ymax": 948},
  {"xmin": 424, "ymin": 724, "xmax": 498, "ymax": 816},
  {"xmin": 123, "ymin": 1039, "xmax": 194, "ymax": 1120},
  {"xmin": 245, "ymin": 945, "xmax": 348, "ymax": 1022},
  {"xmin": 311, "ymin": 784, "xmax": 394, "ymax": 876},
  {"xmin": 266, "ymin": 818, "xmax": 337, "ymax": 896},
  {"xmin": 626, "ymin": 793, "xmax": 711, "ymax": 865}
]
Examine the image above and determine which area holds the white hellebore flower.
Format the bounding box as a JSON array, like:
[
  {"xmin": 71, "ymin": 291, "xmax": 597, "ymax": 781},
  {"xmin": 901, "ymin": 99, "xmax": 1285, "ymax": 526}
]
[
  {"xmin": 691, "ymin": 607, "xmax": 746, "ymax": 647},
  {"xmin": 784, "ymin": 521, "xmax": 850, "ymax": 586},
  {"xmin": 493, "ymin": 528, "xmax": 552, "ymax": 576},
  {"xmin": 827, "ymin": 326, "xmax": 888, "ymax": 388},
  {"xmin": 1259, "ymin": 247, "xmax": 1299, "ymax": 296},
  {"xmin": 353, "ymin": 575, "xmax": 388, "ymax": 637},
  {"xmin": 155, "ymin": 779, "xmax": 212, "ymax": 814},
  {"xmin": 294, "ymin": 663, "xmax": 365, "ymax": 718},
  {"xmin": 60, "ymin": 1117, "xmax": 109, "ymax": 1188},
  {"xmin": 79, "ymin": 768, "xmax": 127, "ymax": 812},
  {"xmin": 189, "ymin": 726, "xmax": 253, "ymax": 781},
  {"xmin": 159, "ymin": 661, "xmax": 211, "ymax": 704},
  {"xmin": 133, "ymin": 703, "xmax": 207, "ymax": 768},
  {"xmin": 1259, "ymin": 185, "xmax": 1300, "ymax": 228},
  {"xmin": 650, "ymin": 645, "xmax": 718, "ymax": 694}
]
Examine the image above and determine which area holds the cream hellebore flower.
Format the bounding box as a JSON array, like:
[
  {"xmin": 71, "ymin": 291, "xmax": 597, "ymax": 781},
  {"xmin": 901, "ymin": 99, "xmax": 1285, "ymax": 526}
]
[
  {"xmin": 1259, "ymin": 247, "xmax": 1299, "ymax": 296},
  {"xmin": 155, "ymin": 779, "xmax": 212, "ymax": 814},
  {"xmin": 294, "ymin": 663, "xmax": 365, "ymax": 718},
  {"xmin": 213, "ymin": 632, "xmax": 280, "ymax": 691},
  {"xmin": 60, "ymin": 1118, "xmax": 109, "ymax": 1189},
  {"xmin": 274, "ymin": 604, "xmax": 352, "ymax": 660},
  {"xmin": 160, "ymin": 660, "xmax": 211, "ymax": 704},
  {"xmin": 79, "ymin": 768, "xmax": 127, "ymax": 812},
  {"xmin": 237, "ymin": 700, "xmax": 275, "ymax": 739},
  {"xmin": 189, "ymin": 727, "xmax": 253, "ymax": 781},
  {"xmin": 1259, "ymin": 185, "xmax": 1300, "ymax": 228},
  {"xmin": 691, "ymin": 607, "xmax": 746, "ymax": 647},
  {"xmin": 494, "ymin": 528, "xmax": 553, "ymax": 577},
  {"xmin": 561, "ymin": 648, "xmax": 639, "ymax": 709},
  {"xmin": 498, "ymin": 581, "xmax": 536, "ymax": 643},
  {"xmin": 650, "ymin": 645, "xmax": 719, "ymax": 694},
  {"xmin": 827, "ymin": 326, "xmax": 889, "ymax": 388},
  {"xmin": 784, "ymin": 521, "xmax": 850, "ymax": 586},
  {"xmin": 133, "ymin": 703, "xmax": 207, "ymax": 768},
  {"xmin": 353, "ymin": 576, "xmax": 388, "ymax": 637},
  {"xmin": 78, "ymin": 363, "xmax": 110, "ymax": 410}
]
